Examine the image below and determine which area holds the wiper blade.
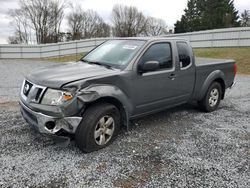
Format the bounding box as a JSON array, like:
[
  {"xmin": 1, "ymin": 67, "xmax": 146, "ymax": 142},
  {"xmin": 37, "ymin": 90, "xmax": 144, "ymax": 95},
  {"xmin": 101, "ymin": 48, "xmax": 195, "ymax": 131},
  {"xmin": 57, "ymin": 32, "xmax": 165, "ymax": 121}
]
[{"xmin": 81, "ymin": 59, "xmax": 113, "ymax": 69}]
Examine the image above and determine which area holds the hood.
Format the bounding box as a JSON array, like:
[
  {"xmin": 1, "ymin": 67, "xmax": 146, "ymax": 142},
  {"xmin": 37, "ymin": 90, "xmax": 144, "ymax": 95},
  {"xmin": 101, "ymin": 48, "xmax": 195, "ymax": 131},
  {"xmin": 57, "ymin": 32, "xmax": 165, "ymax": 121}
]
[{"xmin": 27, "ymin": 61, "xmax": 119, "ymax": 88}]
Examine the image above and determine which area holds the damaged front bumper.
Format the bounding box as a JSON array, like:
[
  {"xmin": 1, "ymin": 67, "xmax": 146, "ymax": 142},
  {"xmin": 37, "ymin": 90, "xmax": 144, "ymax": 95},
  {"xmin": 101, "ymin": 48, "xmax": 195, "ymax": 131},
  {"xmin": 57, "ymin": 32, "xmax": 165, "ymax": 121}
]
[{"xmin": 20, "ymin": 100, "xmax": 82, "ymax": 135}]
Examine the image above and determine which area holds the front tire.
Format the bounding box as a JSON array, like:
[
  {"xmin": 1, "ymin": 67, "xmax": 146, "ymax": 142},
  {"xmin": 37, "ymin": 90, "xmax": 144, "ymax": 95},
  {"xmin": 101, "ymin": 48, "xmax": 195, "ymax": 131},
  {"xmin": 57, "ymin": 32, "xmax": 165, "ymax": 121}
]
[
  {"xmin": 75, "ymin": 103, "xmax": 121, "ymax": 153},
  {"xmin": 199, "ymin": 82, "xmax": 222, "ymax": 112}
]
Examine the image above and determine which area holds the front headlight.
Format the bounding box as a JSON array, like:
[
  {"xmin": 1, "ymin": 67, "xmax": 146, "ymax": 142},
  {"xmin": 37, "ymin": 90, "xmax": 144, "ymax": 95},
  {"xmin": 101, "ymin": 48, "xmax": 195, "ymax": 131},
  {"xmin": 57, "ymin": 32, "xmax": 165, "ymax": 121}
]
[{"xmin": 41, "ymin": 88, "xmax": 73, "ymax": 105}]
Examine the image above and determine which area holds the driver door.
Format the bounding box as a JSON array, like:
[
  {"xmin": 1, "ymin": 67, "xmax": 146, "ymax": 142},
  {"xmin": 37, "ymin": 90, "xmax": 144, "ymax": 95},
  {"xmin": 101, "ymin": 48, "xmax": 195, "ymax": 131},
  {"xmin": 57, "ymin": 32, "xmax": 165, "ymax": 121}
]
[{"xmin": 130, "ymin": 42, "xmax": 185, "ymax": 116}]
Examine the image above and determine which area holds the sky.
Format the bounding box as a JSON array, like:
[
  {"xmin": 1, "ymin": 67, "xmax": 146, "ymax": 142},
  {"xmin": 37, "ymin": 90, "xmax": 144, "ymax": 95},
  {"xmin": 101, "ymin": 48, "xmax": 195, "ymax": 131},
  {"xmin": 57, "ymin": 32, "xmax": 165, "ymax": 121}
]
[{"xmin": 0, "ymin": 0, "xmax": 249, "ymax": 44}]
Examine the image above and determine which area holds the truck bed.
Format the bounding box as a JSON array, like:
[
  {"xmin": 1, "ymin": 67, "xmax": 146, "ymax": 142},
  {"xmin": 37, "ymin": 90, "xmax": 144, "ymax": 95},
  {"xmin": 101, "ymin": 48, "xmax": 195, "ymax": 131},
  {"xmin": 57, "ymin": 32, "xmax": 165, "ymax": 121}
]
[
  {"xmin": 192, "ymin": 57, "xmax": 236, "ymax": 100},
  {"xmin": 195, "ymin": 57, "xmax": 235, "ymax": 66}
]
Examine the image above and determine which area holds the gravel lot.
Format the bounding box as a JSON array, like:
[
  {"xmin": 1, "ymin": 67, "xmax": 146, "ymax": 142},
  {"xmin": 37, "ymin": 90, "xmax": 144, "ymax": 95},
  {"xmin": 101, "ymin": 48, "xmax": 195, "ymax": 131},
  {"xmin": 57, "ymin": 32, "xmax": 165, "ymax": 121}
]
[{"xmin": 0, "ymin": 59, "xmax": 249, "ymax": 188}]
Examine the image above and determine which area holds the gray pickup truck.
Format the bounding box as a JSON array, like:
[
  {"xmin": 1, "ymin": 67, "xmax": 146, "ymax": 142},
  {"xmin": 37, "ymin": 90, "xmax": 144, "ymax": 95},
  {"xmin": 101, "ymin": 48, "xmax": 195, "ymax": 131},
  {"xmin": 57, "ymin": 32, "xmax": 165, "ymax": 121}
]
[{"xmin": 20, "ymin": 38, "xmax": 236, "ymax": 152}]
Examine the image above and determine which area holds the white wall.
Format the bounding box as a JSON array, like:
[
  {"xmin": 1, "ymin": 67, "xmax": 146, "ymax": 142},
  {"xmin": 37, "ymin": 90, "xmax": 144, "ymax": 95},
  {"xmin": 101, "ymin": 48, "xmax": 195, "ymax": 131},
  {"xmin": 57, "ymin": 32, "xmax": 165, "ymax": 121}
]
[
  {"xmin": 0, "ymin": 27, "xmax": 250, "ymax": 59},
  {"xmin": 167, "ymin": 27, "xmax": 250, "ymax": 48},
  {"xmin": 0, "ymin": 38, "xmax": 107, "ymax": 59}
]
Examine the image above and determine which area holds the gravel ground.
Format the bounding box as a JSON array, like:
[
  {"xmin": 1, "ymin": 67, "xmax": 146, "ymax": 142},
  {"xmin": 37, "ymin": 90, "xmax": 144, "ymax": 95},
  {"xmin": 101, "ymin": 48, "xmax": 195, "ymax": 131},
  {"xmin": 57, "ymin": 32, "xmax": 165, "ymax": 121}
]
[{"xmin": 0, "ymin": 59, "xmax": 249, "ymax": 188}]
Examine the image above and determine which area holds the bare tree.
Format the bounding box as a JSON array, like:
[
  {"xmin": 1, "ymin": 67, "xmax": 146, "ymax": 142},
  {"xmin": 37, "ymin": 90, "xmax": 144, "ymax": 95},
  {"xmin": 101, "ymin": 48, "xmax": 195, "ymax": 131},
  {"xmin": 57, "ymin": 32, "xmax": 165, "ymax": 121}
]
[
  {"xmin": 111, "ymin": 4, "xmax": 148, "ymax": 37},
  {"xmin": 8, "ymin": 9, "xmax": 31, "ymax": 44},
  {"xmin": 48, "ymin": 0, "xmax": 66, "ymax": 42},
  {"xmin": 9, "ymin": 1, "xmax": 170, "ymax": 44},
  {"xmin": 95, "ymin": 22, "xmax": 110, "ymax": 38},
  {"xmin": 9, "ymin": 0, "xmax": 66, "ymax": 44},
  {"xmin": 67, "ymin": 3, "xmax": 84, "ymax": 40},
  {"xmin": 240, "ymin": 10, "xmax": 250, "ymax": 27},
  {"xmin": 145, "ymin": 17, "xmax": 168, "ymax": 36},
  {"xmin": 8, "ymin": 32, "xmax": 27, "ymax": 44},
  {"xmin": 67, "ymin": 6, "xmax": 110, "ymax": 40},
  {"xmin": 82, "ymin": 10, "xmax": 110, "ymax": 38}
]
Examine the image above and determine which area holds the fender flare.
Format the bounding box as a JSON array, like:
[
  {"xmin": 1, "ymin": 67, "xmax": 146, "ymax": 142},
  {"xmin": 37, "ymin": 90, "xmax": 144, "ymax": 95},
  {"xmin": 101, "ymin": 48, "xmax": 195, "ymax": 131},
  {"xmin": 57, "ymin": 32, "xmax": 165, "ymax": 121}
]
[
  {"xmin": 198, "ymin": 70, "xmax": 226, "ymax": 101},
  {"xmin": 77, "ymin": 84, "xmax": 133, "ymax": 129}
]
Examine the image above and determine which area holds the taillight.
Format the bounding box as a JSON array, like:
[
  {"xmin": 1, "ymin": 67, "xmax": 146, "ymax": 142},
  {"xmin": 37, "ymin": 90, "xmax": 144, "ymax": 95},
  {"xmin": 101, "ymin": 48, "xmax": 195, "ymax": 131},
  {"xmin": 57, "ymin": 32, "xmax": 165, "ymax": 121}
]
[{"xmin": 233, "ymin": 63, "xmax": 237, "ymax": 76}]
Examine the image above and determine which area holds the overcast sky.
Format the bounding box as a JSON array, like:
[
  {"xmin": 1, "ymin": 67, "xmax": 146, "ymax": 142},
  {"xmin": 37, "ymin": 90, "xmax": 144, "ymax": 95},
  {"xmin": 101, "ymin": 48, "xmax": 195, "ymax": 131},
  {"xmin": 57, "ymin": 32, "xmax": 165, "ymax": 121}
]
[{"xmin": 0, "ymin": 0, "xmax": 249, "ymax": 44}]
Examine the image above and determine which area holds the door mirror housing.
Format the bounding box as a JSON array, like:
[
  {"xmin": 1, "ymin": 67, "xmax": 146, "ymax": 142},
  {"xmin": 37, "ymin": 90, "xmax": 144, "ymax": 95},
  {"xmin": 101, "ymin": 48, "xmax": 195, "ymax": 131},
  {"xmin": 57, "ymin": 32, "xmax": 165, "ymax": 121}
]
[{"xmin": 139, "ymin": 61, "xmax": 160, "ymax": 73}]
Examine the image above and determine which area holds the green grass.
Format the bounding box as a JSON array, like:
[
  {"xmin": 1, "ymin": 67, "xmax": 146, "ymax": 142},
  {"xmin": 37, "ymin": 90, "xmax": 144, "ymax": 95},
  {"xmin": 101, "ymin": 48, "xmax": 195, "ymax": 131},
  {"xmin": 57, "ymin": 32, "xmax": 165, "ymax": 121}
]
[
  {"xmin": 44, "ymin": 53, "xmax": 85, "ymax": 62},
  {"xmin": 194, "ymin": 48, "xmax": 250, "ymax": 75}
]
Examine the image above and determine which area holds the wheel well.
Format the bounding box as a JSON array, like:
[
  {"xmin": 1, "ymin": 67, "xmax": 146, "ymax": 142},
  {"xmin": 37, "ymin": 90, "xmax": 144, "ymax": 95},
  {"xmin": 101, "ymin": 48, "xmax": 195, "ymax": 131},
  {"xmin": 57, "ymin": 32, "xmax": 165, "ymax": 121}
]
[
  {"xmin": 84, "ymin": 97, "xmax": 128, "ymax": 127},
  {"xmin": 214, "ymin": 78, "xmax": 225, "ymax": 99}
]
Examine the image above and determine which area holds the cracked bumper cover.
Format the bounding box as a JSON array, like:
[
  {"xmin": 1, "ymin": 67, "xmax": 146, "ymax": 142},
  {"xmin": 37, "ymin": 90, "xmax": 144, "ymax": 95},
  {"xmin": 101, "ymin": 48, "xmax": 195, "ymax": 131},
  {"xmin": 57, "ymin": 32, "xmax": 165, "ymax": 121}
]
[{"xmin": 20, "ymin": 100, "xmax": 82, "ymax": 135}]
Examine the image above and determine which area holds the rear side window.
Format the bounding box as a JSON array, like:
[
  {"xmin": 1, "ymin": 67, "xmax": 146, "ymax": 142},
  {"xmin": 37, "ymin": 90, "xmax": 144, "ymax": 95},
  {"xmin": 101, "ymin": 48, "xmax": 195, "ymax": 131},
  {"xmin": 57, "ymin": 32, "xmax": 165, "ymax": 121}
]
[
  {"xmin": 177, "ymin": 42, "xmax": 191, "ymax": 69},
  {"xmin": 139, "ymin": 43, "xmax": 173, "ymax": 70}
]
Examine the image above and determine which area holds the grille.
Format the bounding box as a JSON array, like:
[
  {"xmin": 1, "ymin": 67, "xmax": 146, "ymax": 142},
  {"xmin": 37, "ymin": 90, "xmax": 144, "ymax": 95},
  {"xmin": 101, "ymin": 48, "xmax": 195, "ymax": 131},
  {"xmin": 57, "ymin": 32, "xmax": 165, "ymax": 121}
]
[
  {"xmin": 23, "ymin": 80, "xmax": 33, "ymax": 96},
  {"xmin": 21, "ymin": 80, "xmax": 46, "ymax": 103},
  {"xmin": 35, "ymin": 88, "xmax": 43, "ymax": 101}
]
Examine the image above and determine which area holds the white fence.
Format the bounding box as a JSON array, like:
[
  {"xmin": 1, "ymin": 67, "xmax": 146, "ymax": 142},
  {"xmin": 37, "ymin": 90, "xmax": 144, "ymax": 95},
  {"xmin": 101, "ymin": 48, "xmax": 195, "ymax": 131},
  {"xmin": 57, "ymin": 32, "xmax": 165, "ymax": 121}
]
[
  {"xmin": 167, "ymin": 27, "xmax": 250, "ymax": 48},
  {"xmin": 0, "ymin": 27, "xmax": 250, "ymax": 59},
  {"xmin": 0, "ymin": 38, "xmax": 107, "ymax": 59}
]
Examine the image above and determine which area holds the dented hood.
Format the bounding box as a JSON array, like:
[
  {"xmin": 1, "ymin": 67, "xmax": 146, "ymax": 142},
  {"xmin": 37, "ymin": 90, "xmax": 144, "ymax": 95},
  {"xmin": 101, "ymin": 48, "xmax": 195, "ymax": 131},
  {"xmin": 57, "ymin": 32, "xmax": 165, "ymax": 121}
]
[{"xmin": 26, "ymin": 61, "xmax": 118, "ymax": 88}]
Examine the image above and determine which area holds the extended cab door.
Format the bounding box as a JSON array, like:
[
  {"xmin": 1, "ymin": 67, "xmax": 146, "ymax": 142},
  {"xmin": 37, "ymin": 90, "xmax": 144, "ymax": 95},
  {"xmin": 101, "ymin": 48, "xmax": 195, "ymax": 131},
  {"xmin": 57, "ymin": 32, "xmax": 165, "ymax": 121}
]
[
  {"xmin": 174, "ymin": 41, "xmax": 196, "ymax": 101},
  {"xmin": 130, "ymin": 41, "xmax": 190, "ymax": 116}
]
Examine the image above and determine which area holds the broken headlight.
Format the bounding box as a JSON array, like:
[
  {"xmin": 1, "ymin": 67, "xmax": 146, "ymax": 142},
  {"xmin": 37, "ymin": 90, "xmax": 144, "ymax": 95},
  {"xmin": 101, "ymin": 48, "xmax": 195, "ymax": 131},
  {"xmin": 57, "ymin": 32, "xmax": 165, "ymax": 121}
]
[{"xmin": 41, "ymin": 88, "xmax": 73, "ymax": 105}]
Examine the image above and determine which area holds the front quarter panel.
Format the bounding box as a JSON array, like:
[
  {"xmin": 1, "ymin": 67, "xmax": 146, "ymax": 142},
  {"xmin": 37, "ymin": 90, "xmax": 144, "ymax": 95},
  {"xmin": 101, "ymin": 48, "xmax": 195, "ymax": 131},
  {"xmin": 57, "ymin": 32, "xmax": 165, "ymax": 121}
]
[{"xmin": 77, "ymin": 84, "xmax": 133, "ymax": 116}]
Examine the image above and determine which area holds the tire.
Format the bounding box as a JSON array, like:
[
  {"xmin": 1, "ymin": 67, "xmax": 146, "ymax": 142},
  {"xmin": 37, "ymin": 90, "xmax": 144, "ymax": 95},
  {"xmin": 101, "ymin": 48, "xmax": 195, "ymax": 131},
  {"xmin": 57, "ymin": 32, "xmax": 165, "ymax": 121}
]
[
  {"xmin": 199, "ymin": 82, "xmax": 222, "ymax": 112},
  {"xmin": 75, "ymin": 103, "xmax": 121, "ymax": 153}
]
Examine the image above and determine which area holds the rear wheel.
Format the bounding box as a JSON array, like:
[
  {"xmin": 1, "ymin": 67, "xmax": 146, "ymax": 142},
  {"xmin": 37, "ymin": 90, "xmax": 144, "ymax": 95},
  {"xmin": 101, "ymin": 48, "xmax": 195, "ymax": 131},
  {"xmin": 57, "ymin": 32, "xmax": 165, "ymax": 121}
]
[
  {"xmin": 75, "ymin": 103, "xmax": 121, "ymax": 153},
  {"xmin": 199, "ymin": 82, "xmax": 222, "ymax": 112}
]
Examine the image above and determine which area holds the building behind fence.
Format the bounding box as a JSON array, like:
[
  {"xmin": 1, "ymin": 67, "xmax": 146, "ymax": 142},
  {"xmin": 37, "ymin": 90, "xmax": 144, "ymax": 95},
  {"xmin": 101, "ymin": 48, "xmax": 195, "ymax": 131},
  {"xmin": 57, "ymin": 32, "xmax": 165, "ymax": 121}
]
[{"xmin": 0, "ymin": 27, "xmax": 250, "ymax": 59}]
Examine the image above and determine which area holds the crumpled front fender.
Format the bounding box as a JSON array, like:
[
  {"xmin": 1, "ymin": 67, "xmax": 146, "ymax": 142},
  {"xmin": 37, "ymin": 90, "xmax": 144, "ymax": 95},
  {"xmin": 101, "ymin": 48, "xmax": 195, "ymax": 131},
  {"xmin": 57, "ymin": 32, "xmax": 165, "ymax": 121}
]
[
  {"xmin": 75, "ymin": 84, "xmax": 133, "ymax": 129},
  {"xmin": 77, "ymin": 84, "xmax": 133, "ymax": 115}
]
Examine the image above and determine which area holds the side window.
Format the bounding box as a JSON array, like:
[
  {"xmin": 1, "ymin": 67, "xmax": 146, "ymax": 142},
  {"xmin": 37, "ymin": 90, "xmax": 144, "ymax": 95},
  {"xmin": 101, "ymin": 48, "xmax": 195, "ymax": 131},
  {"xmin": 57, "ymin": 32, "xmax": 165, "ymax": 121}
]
[
  {"xmin": 139, "ymin": 43, "xmax": 173, "ymax": 70},
  {"xmin": 177, "ymin": 42, "xmax": 191, "ymax": 69}
]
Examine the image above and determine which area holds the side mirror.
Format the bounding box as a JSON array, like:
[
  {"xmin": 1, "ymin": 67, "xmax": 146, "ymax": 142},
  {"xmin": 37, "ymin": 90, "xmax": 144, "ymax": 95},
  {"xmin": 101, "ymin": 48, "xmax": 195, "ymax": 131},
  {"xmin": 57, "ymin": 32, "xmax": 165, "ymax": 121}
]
[{"xmin": 139, "ymin": 61, "xmax": 160, "ymax": 73}]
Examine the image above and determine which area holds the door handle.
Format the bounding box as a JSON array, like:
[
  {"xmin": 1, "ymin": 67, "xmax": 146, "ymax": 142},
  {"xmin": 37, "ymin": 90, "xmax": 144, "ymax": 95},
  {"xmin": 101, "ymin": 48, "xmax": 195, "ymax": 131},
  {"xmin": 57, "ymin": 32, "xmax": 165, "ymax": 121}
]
[{"xmin": 168, "ymin": 73, "xmax": 177, "ymax": 80}]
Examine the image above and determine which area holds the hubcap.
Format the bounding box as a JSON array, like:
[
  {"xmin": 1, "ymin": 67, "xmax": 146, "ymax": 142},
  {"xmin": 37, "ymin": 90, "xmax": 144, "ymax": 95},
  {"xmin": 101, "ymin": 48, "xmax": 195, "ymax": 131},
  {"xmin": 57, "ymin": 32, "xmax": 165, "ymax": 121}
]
[
  {"xmin": 94, "ymin": 115, "xmax": 115, "ymax": 146},
  {"xmin": 209, "ymin": 88, "xmax": 219, "ymax": 107}
]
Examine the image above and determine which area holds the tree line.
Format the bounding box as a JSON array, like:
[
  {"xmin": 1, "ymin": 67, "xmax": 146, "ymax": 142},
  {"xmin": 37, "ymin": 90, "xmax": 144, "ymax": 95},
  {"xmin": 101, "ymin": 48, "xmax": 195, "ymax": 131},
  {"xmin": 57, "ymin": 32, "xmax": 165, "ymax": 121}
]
[
  {"xmin": 8, "ymin": 0, "xmax": 168, "ymax": 44},
  {"xmin": 174, "ymin": 0, "xmax": 250, "ymax": 33},
  {"xmin": 8, "ymin": 0, "xmax": 250, "ymax": 44}
]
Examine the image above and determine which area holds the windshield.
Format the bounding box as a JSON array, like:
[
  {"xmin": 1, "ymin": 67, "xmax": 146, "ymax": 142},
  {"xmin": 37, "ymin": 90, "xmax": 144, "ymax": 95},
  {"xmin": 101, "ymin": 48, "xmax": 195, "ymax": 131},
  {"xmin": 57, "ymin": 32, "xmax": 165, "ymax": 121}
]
[{"xmin": 82, "ymin": 39, "xmax": 146, "ymax": 69}]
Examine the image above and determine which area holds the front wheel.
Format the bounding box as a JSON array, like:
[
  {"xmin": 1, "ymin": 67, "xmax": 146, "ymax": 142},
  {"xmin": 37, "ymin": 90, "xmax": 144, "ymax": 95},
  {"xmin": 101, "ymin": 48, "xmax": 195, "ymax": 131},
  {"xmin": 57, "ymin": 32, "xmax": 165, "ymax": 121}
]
[
  {"xmin": 199, "ymin": 82, "xmax": 222, "ymax": 112},
  {"xmin": 75, "ymin": 103, "xmax": 121, "ymax": 153}
]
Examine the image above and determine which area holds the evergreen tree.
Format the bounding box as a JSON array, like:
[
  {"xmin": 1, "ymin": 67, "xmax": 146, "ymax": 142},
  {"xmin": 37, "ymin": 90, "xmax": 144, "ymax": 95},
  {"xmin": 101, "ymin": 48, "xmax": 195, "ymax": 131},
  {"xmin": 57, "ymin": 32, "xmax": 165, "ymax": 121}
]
[
  {"xmin": 201, "ymin": 0, "xmax": 240, "ymax": 29},
  {"xmin": 175, "ymin": 0, "xmax": 201, "ymax": 33},
  {"xmin": 174, "ymin": 19, "xmax": 187, "ymax": 33},
  {"xmin": 174, "ymin": 0, "xmax": 240, "ymax": 33}
]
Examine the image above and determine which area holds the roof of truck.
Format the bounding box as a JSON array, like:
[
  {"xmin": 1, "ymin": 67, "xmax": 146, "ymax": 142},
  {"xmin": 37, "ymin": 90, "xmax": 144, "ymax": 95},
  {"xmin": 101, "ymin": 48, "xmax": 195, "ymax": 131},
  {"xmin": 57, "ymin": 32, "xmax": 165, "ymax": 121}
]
[{"xmin": 109, "ymin": 37, "xmax": 187, "ymax": 42}]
